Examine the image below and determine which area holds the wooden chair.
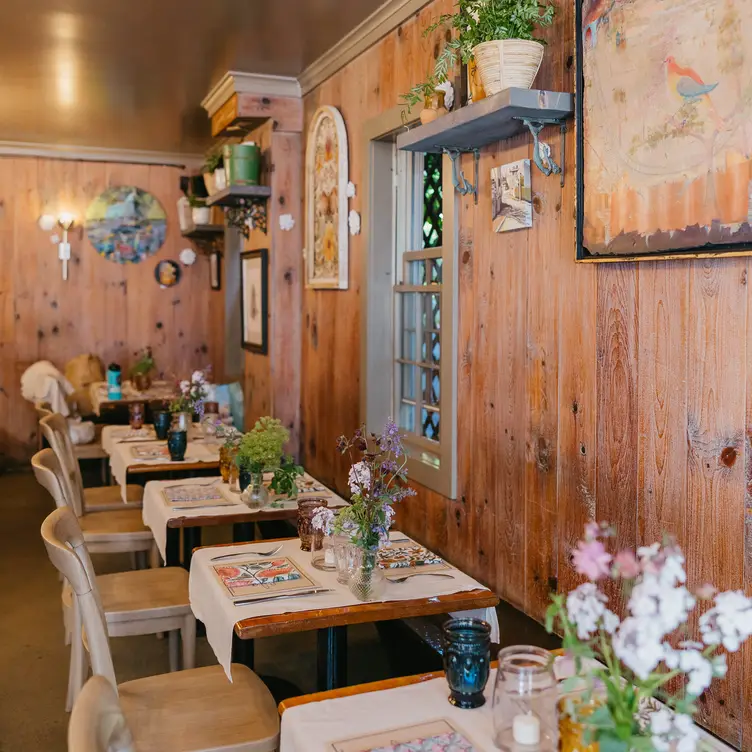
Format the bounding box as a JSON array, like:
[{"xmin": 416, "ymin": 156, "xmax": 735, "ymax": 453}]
[
  {"xmin": 68, "ymin": 675, "xmax": 135, "ymax": 752},
  {"xmin": 44, "ymin": 507, "xmax": 280, "ymax": 752},
  {"xmin": 35, "ymin": 403, "xmax": 110, "ymax": 484},
  {"xmin": 40, "ymin": 412, "xmax": 143, "ymax": 513}
]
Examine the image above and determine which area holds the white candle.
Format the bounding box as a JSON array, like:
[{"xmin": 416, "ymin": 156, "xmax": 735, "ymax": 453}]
[
  {"xmin": 324, "ymin": 547, "xmax": 336, "ymax": 566},
  {"xmin": 512, "ymin": 713, "xmax": 540, "ymax": 746}
]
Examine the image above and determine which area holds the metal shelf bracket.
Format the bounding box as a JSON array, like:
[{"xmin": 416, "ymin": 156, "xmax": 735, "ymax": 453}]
[
  {"xmin": 518, "ymin": 118, "xmax": 566, "ymax": 186},
  {"xmin": 443, "ymin": 148, "xmax": 480, "ymax": 204}
]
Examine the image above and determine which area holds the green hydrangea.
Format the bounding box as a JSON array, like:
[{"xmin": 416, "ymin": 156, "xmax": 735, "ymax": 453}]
[{"xmin": 236, "ymin": 416, "xmax": 290, "ymax": 472}]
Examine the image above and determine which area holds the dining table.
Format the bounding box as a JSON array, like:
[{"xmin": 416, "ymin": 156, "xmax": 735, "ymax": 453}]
[
  {"xmin": 141, "ymin": 474, "xmax": 348, "ymax": 568},
  {"xmin": 188, "ymin": 532, "xmax": 500, "ymax": 693},
  {"xmin": 89, "ymin": 379, "xmax": 177, "ymax": 416}
]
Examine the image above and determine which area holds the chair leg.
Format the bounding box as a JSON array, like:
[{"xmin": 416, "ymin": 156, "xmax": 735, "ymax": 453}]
[
  {"xmin": 66, "ymin": 600, "xmax": 87, "ymax": 712},
  {"xmin": 149, "ymin": 541, "xmax": 161, "ymax": 569},
  {"xmin": 168, "ymin": 630, "xmax": 180, "ymax": 672},
  {"xmin": 129, "ymin": 552, "xmax": 138, "ymax": 570},
  {"xmin": 181, "ymin": 615, "xmax": 196, "ymax": 671}
]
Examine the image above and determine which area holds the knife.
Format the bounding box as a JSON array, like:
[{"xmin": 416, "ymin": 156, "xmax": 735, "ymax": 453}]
[{"xmin": 232, "ymin": 587, "xmax": 332, "ymax": 607}]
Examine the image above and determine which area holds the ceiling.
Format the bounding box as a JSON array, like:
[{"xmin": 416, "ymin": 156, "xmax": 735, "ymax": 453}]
[{"xmin": 0, "ymin": 0, "xmax": 384, "ymax": 156}]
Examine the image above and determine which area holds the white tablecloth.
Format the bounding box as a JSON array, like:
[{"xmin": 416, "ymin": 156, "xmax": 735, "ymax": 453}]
[
  {"xmin": 189, "ymin": 532, "xmax": 499, "ymax": 680},
  {"xmin": 109, "ymin": 440, "xmax": 220, "ymax": 501},
  {"xmin": 142, "ymin": 475, "xmax": 348, "ymax": 562},
  {"xmin": 100, "ymin": 425, "xmax": 157, "ymax": 455}
]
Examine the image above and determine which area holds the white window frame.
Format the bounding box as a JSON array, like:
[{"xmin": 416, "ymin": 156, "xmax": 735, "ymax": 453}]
[{"xmin": 360, "ymin": 107, "xmax": 458, "ymax": 500}]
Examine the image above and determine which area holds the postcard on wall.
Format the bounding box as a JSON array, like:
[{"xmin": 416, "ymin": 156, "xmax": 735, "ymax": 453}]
[
  {"xmin": 131, "ymin": 444, "xmax": 170, "ymax": 461},
  {"xmin": 491, "ymin": 159, "xmax": 533, "ymax": 233},
  {"xmin": 212, "ymin": 557, "xmax": 318, "ymax": 600},
  {"xmin": 330, "ymin": 719, "xmax": 479, "ymax": 752}
]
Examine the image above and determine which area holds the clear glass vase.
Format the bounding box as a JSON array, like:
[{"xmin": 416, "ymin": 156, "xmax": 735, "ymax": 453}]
[
  {"xmin": 333, "ymin": 536, "xmax": 356, "ymax": 585},
  {"xmin": 348, "ymin": 550, "xmax": 385, "ymax": 601},
  {"xmin": 241, "ymin": 473, "xmax": 269, "ymax": 510}
]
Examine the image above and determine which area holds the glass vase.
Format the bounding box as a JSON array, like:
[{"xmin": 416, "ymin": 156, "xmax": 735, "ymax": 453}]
[
  {"xmin": 172, "ymin": 411, "xmax": 192, "ymax": 435},
  {"xmin": 333, "ymin": 535, "xmax": 355, "ymax": 585},
  {"xmin": 443, "ymin": 618, "xmax": 492, "ymax": 709},
  {"xmin": 297, "ymin": 498, "xmax": 329, "ymax": 552},
  {"xmin": 241, "ymin": 473, "xmax": 269, "ymax": 510},
  {"xmin": 492, "ymin": 645, "xmax": 559, "ymax": 752},
  {"xmin": 348, "ymin": 549, "xmax": 385, "ymax": 601}
]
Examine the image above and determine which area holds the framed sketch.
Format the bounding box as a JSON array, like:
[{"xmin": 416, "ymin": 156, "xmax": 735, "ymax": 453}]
[
  {"xmin": 240, "ymin": 249, "xmax": 268, "ymax": 354},
  {"xmin": 491, "ymin": 159, "xmax": 533, "ymax": 232},
  {"xmin": 577, "ymin": 0, "xmax": 752, "ymax": 261},
  {"xmin": 209, "ymin": 251, "xmax": 221, "ymax": 291},
  {"xmin": 305, "ymin": 105, "xmax": 349, "ymax": 289}
]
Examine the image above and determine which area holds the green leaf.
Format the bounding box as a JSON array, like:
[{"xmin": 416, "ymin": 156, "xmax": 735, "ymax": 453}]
[{"xmin": 597, "ymin": 732, "xmax": 630, "ymax": 752}]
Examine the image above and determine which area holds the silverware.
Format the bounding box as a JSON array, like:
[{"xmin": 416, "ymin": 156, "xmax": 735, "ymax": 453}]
[
  {"xmin": 210, "ymin": 544, "xmax": 283, "ymax": 562},
  {"xmin": 232, "ymin": 587, "xmax": 332, "ymax": 606},
  {"xmin": 117, "ymin": 437, "xmax": 161, "ymax": 444},
  {"xmin": 166, "ymin": 479, "xmax": 222, "ymax": 490},
  {"xmin": 386, "ymin": 572, "xmax": 456, "ymax": 584},
  {"xmin": 171, "ymin": 503, "xmax": 237, "ymax": 511}
]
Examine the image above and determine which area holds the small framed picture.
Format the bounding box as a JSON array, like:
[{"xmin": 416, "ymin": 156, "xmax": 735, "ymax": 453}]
[
  {"xmin": 240, "ymin": 249, "xmax": 268, "ymax": 354},
  {"xmin": 491, "ymin": 159, "xmax": 532, "ymax": 233},
  {"xmin": 209, "ymin": 251, "xmax": 221, "ymax": 291}
]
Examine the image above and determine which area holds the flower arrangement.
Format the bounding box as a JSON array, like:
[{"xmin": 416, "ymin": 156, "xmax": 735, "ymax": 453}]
[
  {"xmin": 235, "ymin": 416, "xmax": 289, "ymax": 474},
  {"xmin": 312, "ymin": 419, "xmax": 416, "ymax": 552},
  {"xmin": 130, "ymin": 346, "xmax": 155, "ymax": 377},
  {"xmin": 546, "ymin": 523, "xmax": 752, "ymax": 752},
  {"xmin": 170, "ymin": 368, "xmax": 210, "ymax": 417}
]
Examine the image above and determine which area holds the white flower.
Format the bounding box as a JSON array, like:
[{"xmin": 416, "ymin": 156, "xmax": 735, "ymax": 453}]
[
  {"xmin": 566, "ymin": 583, "xmax": 608, "ymax": 640},
  {"xmin": 700, "ymin": 590, "xmax": 752, "ymax": 652},
  {"xmin": 436, "ymin": 80, "xmax": 454, "ymax": 110},
  {"xmin": 346, "ymin": 181, "xmax": 356, "ymax": 198},
  {"xmin": 348, "ymin": 210, "xmax": 361, "ymax": 236},
  {"xmin": 179, "ymin": 248, "xmax": 197, "ymax": 266},
  {"xmin": 627, "ymin": 575, "xmax": 695, "ymax": 640},
  {"xmin": 663, "ymin": 647, "xmax": 713, "ymax": 697},
  {"xmin": 612, "ymin": 617, "xmax": 665, "ymax": 679},
  {"xmin": 191, "ymin": 370, "xmax": 205, "ymax": 384},
  {"xmin": 602, "ymin": 609, "xmax": 620, "ymax": 634},
  {"xmin": 348, "ymin": 461, "xmax": 371, "ymax": 495},
  {"xmin": 311, "ymin": 507, "xmax": 334, "ymax": 534},
  {"xmin": 279, "ymin": 213, "xmax": 295, "ymax": 231},
  {"xmin": 179, "ymin": 380, "xmax": 190, "ymax": 394},
  {"xmin": 650, "ymin": 709, "xmax": 699, "ymax": 752}
]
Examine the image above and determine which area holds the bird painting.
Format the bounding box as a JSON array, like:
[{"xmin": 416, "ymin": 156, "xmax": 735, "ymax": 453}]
[
  {"xmin": 665, "ymin": 56, "xmax": 724, "ymax": 128},
  {"xmin": 582, "ymin": 0, "xmax": 616, "ymax": 48}
]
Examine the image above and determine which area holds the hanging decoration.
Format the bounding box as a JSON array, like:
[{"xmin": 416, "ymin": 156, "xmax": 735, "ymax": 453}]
[
  {"xmin": 154, "ymin": 260, "xmax": 181, "ymax": 288},
  {"xmin": 279, "ymin": 214, "xmax": 295, "ymax": 231},
  {"xmin": 348, "ymin": 210, "xmax": 361, "ymax": 236},
  {"xmin": 179, "ymin": 248, "xmax": 197, "ymax": 266},
  {"xmin": 305, "ymin": 105, "xmax": 349, "ymax": 289},
  {"xmin": 85, "ymin": 186, "xmax": 167, "ymax": 264}
]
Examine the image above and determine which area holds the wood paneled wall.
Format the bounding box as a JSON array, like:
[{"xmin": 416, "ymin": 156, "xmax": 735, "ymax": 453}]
[
  {"xmin": 301, "ymin": 1, "xmax": 752, "ymax": 747},
  {"xmin": 0, "ymin": 157, "xmax": 224, "ymax": 463}
]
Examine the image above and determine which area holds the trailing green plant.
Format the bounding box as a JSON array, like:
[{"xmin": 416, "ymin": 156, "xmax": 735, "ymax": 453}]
[
  {"xmin": 203, "ymin": 147, "xmax": 224, "ymax": 174},
  {"xmin": 270, "ymin": 455, "xmax": 304, "ymax": 498},
  {"xmin": 399, "ymin": 75, "xmax": 440, "ymax": 114},
  {"xmin": 235, "ymin": 416, "xmax": 290, "ymax": 473},
  {"xmin": 130, "ymin": 346, "xmax": 155, "ymax": 376},
  {"xmin": 188, "ymin": 195, "xmax": 207, "ymax": 208}
]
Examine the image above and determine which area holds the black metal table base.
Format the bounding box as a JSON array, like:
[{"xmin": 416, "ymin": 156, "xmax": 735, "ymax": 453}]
[{"xmin": 317, "ymin": 626, "xmax": 347, "ymax": 691}]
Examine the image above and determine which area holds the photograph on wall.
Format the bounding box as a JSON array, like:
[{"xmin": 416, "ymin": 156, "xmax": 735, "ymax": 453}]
[
  {"xmin": 491, "ymin": 159, "xmax": 533, "ymax": 233},
  {"xmin": 241, "ymin": 249, "xmax": 268, "ymax": 354},
  {"xmin": 577, "ymin": 0, "xmax": 752, "ymax": 260},
  {"xmin": 85, "ymin": 186, "xmax": 167, "ymax": 263},
  {"xmin": 305, "ymin": 105, "xmax": 349, "ymax": 289}
]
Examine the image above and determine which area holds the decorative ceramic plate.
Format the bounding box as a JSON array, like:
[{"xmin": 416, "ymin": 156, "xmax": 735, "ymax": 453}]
[{"xmin": 154, "ymin": 260, "xmax": 181, "ymax": 288}]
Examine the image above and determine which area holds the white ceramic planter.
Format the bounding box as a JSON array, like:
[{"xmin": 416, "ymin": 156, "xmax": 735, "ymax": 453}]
[
  {"xmin": 191, "ymin": 206, "xmax": 211, "ymax": 225},
  {"xmin": 473, "ymin": 39, "xmax": 544, "ymax": 95}
]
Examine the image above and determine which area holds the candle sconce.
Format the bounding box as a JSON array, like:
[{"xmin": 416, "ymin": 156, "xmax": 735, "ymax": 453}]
[{"xmin": 39, "ymin": 212, "xmax": 76, "ymax": 280}]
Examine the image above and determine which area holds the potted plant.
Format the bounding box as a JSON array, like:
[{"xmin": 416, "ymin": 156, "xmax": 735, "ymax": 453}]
[
  {"xmin": 400, "ymin": 75, "xmax": 444, "ymax": 124},
  {"xmin": 269, "ymin": 455, "xmax": 304, "ymax": 499},
  {"xmin": 235, "ymin": 416, "xmax": 290, "ymax": 499},
  {"xmin": 202, "ymin": 148, "xmax": 224, "ymax": 196},
  {"xmin": 426, "ymin": 0, "xmax": 555, "ymax": 98},
  {"xmin": 546, "ymin": 523, "xmax": 752, "ymax": 752},
  {"xmin": 189, "ymin": 196, "xmax": 211, "ymax": 226},
  {"xmin": 130, "ymin": 346, "xmax": 155, "ymax": 392}
]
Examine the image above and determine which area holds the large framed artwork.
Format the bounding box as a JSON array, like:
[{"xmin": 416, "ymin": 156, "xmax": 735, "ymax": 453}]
[
  {"xmin": 577, "ymin": 0, "xmax": 752, "ymax": 261},
  {"xmin": 305, "ymin": 105, "xmax": 349, "ymax": 289},
  {"xmin": 240, "ymin": 249, "xmax": 268, "ymax": 354}
]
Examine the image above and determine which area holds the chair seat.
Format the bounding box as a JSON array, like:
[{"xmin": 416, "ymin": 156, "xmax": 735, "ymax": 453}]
[
  {"xmin": 96, "ymin": 567, "xmax": 190, "ymax": 622},
  {"xmin": 83, "ymin": 484, "xmax": 143, "ymax": 512},
  {"xmin": 119, "ymin": 664, "xmax": 279, "ymax": 752},
  {"xmin": 79, "ymin": 508, "xmax": 153, "ymax": 542}
]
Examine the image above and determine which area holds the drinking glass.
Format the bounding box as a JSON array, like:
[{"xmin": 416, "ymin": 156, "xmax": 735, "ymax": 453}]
[
  {"xmin": 297, "ymin": 498, "xmax": 328, "ymax": 552},
  {"xmin": 167, "ymin": 430, "xmax": 187, "ymax": 462},
  {"xmin": 128, "ymin": 402, "xmax": 145, "ymax": 429},
  {"xmin": 443, "ymin": 618, "xmax": 492, "ymax": 709}
]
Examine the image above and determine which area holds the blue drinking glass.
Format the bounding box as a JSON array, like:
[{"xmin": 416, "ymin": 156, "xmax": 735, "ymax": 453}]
[
  {"xmin": 153, "ymin": 410, "xmax": 171, "ymax": 440},
  {"xmin": 167, "ymin": 430, "xmax": 187, "ymax": 461},
  {"xmin": 443, "ymin": 618, "xmax": 492, "ymax": 709}
]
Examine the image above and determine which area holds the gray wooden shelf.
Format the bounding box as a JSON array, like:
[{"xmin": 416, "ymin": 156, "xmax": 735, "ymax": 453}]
[
  {"xmin": 181, "ymin": 224, "xmax": 225, "ymax": 239},
  {"xmin": 206, "ymin": 185, "xmax": 272, "ymax": 208},
  {"xmin": 396, "ymin": 88, "xmax": 573, "ymax": 153}
]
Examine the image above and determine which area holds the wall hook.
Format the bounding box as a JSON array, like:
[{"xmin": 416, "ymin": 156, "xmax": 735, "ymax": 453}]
[{"xmin": 443, "ymin": 148, "xmax": 480, "ymax": 204}]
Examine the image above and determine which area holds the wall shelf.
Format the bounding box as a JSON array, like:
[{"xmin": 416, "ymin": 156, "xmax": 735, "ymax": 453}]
[
  {"xmin": 396, "ymin": 87, "xmax": 574, "ymax": 195},
  {"xmin": 181, "ymin": 224, "xmax": 225, "ymax": 239},
  {"xmin": 206, "ymin": 185, "xmax": 272, "ymax": 208}
]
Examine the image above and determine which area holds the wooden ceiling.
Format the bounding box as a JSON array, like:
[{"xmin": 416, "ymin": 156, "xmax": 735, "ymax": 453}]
[{"xmin": 0, "ymin": 0, "xmax": 384, "ymax": 155}]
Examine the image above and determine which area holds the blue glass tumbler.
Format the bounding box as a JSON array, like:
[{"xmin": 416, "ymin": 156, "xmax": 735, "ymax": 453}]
[
  {"xmin": 167, "ymin": 430, "xmax": 187, "ymax": 462},
  {"xmin": 443, "ymin": 618, "xmax": 492, "ymax": 709},
  {"xmin": 153, "ymin": 410, "xmax": 171, "ymax": 440}
]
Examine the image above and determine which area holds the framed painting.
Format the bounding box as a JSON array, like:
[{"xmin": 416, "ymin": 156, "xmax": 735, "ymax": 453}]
[
  {"xmin": 576, "ymin": 0, "xmax": 752, "ymax": 261},
  {"xmin": 305, "ymin": 105, "xmax": 349, "ymax": 289},
  {"xmin": 240, "ymin": 249, "xmax": 268, "ymax": 354}
]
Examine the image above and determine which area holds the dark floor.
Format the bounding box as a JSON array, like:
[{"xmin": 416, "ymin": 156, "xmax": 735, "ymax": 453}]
[{"xmin": 0, "ymin": 468, "xmax": 558, "ymax": 752}]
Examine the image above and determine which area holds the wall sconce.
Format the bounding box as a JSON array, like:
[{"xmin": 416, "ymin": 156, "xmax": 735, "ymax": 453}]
[{"xmin": 57, "ymin": 212, "xmax": 75, "ymax": 281}]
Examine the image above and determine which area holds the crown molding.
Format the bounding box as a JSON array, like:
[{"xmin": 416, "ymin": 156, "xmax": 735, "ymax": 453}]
[
  {"xmin": 0, "ymin": 141, "xmax": 203, "ymax": 168},
  {"xmin": 201, "ymin": 71, "xmax": 302, "ymax": 116},
  {"xmin": 298, "ymin": 0, "xmax": 432, "ymax": 95}
]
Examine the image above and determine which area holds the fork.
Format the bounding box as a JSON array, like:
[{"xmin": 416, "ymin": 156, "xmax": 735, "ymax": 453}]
[
  {"xmin": 386, "ymin": 572, "xmax": 456, "ymax": 584},
  {"xmin": 210, "ymin": 544, "xmax": 283, "ymax": 562}
]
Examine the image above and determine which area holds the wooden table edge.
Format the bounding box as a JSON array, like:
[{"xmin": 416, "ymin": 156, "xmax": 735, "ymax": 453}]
[
  {"xmin": 167, "ymin": 508, "xmax": 301, "ymax": 528},
  {"xmin": 127, "ymin": 460, "xmax": 220, "ymax": 474}
]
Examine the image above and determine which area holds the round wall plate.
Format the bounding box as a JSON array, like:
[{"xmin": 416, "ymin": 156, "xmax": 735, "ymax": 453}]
[{"xmin": 154, "ymin": 260, "xmax": 181, "ymax": 288}]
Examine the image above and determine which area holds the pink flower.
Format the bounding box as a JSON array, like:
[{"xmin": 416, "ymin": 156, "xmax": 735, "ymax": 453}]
[
  {"xmin": 572, "ymin": 539, "xmax": 612, "ymax": 581},
  {"xmin": 584, "ymin": 522, "xmax": 601, "ymax": 541},
  {"xmin": 613, "ymin": 550, "xmax": 641, "ymax": 579}
]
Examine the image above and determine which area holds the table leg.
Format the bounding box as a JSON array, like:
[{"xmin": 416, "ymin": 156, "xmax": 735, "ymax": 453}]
[
  {"xmin": 232, "ymin": 632, "xmax": 255, "ymax": 670},
  {"xmin": 233, "ymin": 522, "xmax": 255, "ymax": 543},
  {"xmin": 165, "ymin": 527, "xmax": 180, "ymax": 567},
  {"xmin": 182, "ymin": 527, "xmax": 202, "ymax": 570},
  {"xmin": 317, "ymin": 626, "xmax": 347, "ymax": 691}
]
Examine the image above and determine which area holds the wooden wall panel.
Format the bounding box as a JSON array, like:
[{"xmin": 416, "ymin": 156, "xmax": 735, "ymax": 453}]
[
  {"xmin": 0, "ymin": 157, "xmax": 224, "ymax": 464},
  {"xmin": 300, "ymin": 1, "xmax": 752, "ymax": 745}
]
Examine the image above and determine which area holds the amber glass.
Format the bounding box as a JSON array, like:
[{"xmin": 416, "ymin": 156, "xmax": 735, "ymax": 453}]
[{"xmin": 128, "ymin": 402, "xmax": 145, "ymax": 429}]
